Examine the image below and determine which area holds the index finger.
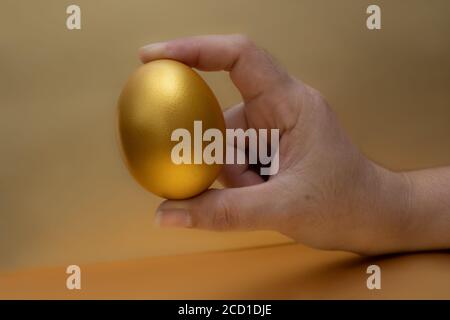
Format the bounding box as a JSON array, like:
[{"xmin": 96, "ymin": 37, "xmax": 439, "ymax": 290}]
[{"xmin": 139, "ymin": 34, "xmax": 291, "ymax": 102}]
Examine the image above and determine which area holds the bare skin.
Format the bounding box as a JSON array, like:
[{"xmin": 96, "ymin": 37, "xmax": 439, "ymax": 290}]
[{"xmin": 139, "ymin": 34, "xmax": 450, "ymax": 255}]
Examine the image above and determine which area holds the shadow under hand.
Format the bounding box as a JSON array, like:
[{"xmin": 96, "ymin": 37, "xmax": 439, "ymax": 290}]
[{"xmin": 236, "ymin": 249, "xmax": 450, "ymax": 299}]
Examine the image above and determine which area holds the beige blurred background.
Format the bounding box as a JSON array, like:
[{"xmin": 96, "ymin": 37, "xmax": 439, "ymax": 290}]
[{"xmin": 1, "ymin": 0, "xmax": 449, "ymax": 272}]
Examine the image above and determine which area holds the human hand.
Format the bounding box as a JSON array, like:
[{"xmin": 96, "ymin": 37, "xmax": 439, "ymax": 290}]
[{"xmin": 139, "ymin": 34, "xmax": 449, "ymax": 255}]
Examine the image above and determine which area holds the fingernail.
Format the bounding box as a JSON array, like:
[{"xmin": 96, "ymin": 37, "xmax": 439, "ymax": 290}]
[
  {"xmin": 154, "ymin": 209, "xmax": 192, "ymax": 228},
  {"xmin": 139, "ymin": 42, "xmax": 167, "ymax": 60}
]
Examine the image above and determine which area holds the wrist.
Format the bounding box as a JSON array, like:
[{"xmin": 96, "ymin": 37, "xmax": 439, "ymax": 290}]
[
  {"xmin": 347, "ymin": 161, "xmax": 414, "ymax": 255},
  {"xmin": 398, "ymin": 169, "xmax": 450, "ymax": 252}
]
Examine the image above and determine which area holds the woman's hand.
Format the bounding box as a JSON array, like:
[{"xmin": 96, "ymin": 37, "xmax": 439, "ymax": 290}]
[{"xmin": 140, "ymin": 34, "xmax": 450, "ymax": 255}]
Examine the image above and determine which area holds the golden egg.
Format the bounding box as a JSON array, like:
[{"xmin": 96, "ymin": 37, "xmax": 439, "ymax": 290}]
[{"xmin": 118, "ymin": 59, "xmax": 225, "ymax": 199}]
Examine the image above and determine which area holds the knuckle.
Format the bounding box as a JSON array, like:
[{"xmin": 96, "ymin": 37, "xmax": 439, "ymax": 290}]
[
  {"xmin": 212, "ymin": 196, "xmax": 237, "ymax": 230},
  {"xmin": 233, "ymin": 34, "xmax": 254, "ymax": 50},
  {"xmin": 306, "ymin": 85, "xmax": 328, "ymax": 106}
]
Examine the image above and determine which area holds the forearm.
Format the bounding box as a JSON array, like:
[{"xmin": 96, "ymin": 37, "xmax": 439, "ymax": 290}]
[
  {"xmin": 362, "ymin": 165, "xmax": 450, "ymax": 255},
  {"xmin": 402, "ymin": 167, "xmax": 450, "ymax": 251}
]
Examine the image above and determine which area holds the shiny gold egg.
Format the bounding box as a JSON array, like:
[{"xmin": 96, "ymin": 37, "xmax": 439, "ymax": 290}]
[{"xmin": 118, "ymin": 59, "xmax": 225, "ymax": 199}]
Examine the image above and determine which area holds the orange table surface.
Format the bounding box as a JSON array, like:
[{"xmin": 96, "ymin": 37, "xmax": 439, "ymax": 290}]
[{"xmin": 1, "ymin": 243, "xmax": 449, "ymax": 299}]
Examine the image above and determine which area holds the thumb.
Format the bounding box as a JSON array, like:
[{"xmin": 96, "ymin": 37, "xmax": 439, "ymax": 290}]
[{"xmin": 155, "ymin": 182, "xmax": 282, "ymax": 231}]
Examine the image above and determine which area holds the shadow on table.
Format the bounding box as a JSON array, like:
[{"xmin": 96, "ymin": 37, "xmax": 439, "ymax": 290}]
[{"xmin": 236, "ymin": 249, "xmax": 450, "ymax": 299}]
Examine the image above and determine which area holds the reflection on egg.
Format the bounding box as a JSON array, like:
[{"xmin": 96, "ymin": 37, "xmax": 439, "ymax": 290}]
[{"xmin": 118, "ymin": 59, "xmax": 225, "ymax": 199}]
